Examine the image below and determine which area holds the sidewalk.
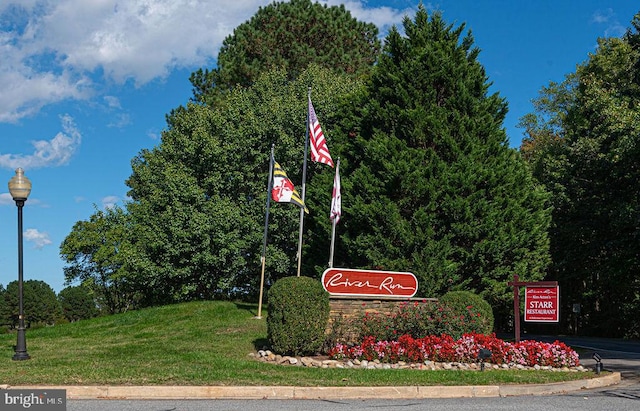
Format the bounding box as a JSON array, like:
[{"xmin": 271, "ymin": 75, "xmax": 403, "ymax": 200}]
[{"xmin": 4, "ymin": 372, "xmax": 621, "ymax": 400}]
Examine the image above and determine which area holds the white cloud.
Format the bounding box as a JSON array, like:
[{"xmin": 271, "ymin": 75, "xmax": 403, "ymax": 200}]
[
  {"xmin": 24, "ymin": 228, "xmax": 52, "ymax": 249},
  {"xmin": 592, "ymin": 9, "xmax": 614, "ymax": 24},
  {"xmin": 0, "ymin": 193, "xmax": 14, "ymax": 205},
  {"xmin": 102, "ymin": 195, "xmax": 120, "ymax": 209},
  {"xmin": 324, "ymin": 0, "xmax": 413, "ymax": 33},
  {"xmin": 592, "ymin": 8, "xmax": 627, "ymax": 38},
  {"xmin": 103, "ymin": 95, "xmax": 121, "ymax": 109},
  {"xmin": 0, "ymin": 0, "xmax": 261, "ymax": 123},
  {"xmin": 0, "ymin": 1, "xmax": 407, "ymax": 123},
  {"xmin": 146, "ymin": 128, "xmax": 160, "ymax": 140},
  {"xmin": 0, "ymin": 66, "xmax": 91, "ymax": 123},
  {"xmin": 0, "ymin": 193, "xmax": 43, "ymax": 207},
  {"xmin": 0, "ymin": 114, "xmax": 82, "ymax": 169},
  {"xmin": 107, "ymin": 113, "xmax": 132, "ymax": 128}
]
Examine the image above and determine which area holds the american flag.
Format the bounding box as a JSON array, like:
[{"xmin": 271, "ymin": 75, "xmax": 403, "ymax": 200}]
[{"xmin": 308, "ymin": 97, "xmax": 334, "ymax": 167}]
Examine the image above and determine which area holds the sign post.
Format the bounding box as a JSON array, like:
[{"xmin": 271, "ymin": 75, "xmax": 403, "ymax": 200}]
[{"xmin": 507, "ymin": 275, "xmax": 558, "ymax": 342}]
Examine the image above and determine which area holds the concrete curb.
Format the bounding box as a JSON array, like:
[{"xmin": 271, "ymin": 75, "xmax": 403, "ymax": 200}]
[
  {"xmin": 6, "ymin": 372, "xmax": 620, "ymax": 400},
  {"xmin": 498, "ymin": 372, "xmax": 621, "ymax": 397}
]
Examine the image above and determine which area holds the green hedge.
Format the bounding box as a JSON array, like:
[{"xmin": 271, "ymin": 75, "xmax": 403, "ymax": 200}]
[
  {"xmin": 355, "ymin": 292, "xmax": 495, "ymax": 341},
  {"xmin": 439, "ymin": 290, "xmax": 494, "ymax": 337},
  {"xmin": 267, "ymin": 276, "xmax": 329, "ymax": 356}
]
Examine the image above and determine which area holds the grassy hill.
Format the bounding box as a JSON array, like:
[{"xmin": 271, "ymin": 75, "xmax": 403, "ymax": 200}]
[{"xmin": 0, "ymin": 301, "xmax": 594, "ymax": 386}]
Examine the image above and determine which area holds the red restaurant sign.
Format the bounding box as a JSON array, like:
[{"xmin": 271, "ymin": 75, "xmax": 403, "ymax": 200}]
[
  {"xmin": 321, "ymin": 268, "xmax": 418, "ymax": 298},
  {"xmin": 524, "ymin": 286, "xmax": 560, "ymax": 322}
]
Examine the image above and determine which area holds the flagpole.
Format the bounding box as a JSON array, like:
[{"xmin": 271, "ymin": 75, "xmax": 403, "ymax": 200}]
[
  {"xmin": 329, "ymin": 157, "xmax": 340, "ymax": 268},
  {"xmin": 257, "ymin": 144, "xmax": 275, "ymax": 319},
  {"xmin": 296, "ymin": 87, "xmax": 312, "ymax": 276},
  {"xmin": 329, "ymin": 218, "xmax": 337, "ymax": 268}
]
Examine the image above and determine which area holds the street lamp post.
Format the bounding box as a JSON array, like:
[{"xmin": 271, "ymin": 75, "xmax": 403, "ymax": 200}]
[{"xmin": 9, "ymin": 168, "xmax": 32, "ymax": 361}]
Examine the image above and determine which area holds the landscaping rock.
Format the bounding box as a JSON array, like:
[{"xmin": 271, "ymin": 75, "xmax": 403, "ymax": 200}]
[{"xmin": 251, "ymin": 349, "xmax": 590, "ymax": 372}]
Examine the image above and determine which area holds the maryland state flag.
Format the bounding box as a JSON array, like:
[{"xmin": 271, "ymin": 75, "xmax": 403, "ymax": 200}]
[{"xmin": 272, "ymin": 161, "xmax": 309, "ymax": 213}]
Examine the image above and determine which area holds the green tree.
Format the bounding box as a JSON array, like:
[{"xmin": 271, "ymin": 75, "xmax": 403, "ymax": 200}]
[
  {"xmin": 190, "ymin": 0, "xmax": 380, "ymax": 105},
  {"xmin": 58, "ymin": 285, "xmax": 98, "ymax": 322},
  {"xmin": 3, "ymin": 280, "xmax": 61, "ymax": 327},
  {"xmin": 126, "ymin": 66, "xmax": 362, "ymax": 305},
  {"xmin": 0, "ymin": 284, "xmax": 6, "ymax": 327},
  {"xmin": 60, "ymin": 206, "xmax": 137, "ymax": 313},
  {"xmin": 520, "ymin": 12, "xmax": 640, "ymax": 337},
  {"xmin": 331, "ymin": 6, "xmax": 551, "ymax": 324},
  {"xmin": 61, "ymin": 0, "xmax": 379, "ymax": 308}
]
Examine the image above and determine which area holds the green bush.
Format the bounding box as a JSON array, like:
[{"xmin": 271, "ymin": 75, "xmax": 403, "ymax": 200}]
[
  {"xmin": 355, "ymin": 293, "xmax": 494, "ymax": 342},
  {"xmin": 439, "ymin": 291, "xmax": 494, "ymax": 337},
  {"xmin": 357, "ymin": 301, "xmax": 436, "ymax": 341},
  {"xmin": 267, "ymin": 276, "xmax": 329, "ymax": 356},
  {"xmin": 356, "ymin": 301, "xmax": 462, "ymax": 341}
]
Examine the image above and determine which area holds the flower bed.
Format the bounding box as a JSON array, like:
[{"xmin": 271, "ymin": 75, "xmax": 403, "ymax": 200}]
[{"xmin": 328, "ymin": 333, "xmax": 580, "ymax": 368}]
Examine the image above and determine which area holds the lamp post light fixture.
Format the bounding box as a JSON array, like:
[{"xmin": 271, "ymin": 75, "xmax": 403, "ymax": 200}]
[{"xmin": 8, "ymin": 168, "xmax": 32, "ymax": 361}]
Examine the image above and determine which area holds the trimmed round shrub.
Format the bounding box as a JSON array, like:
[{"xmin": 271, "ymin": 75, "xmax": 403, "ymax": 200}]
[
  {"xmin": 267, "ymin": 276, "xmax": 330, "ymax": 356},
  {"xmin": 439, "ymin": 291, "xmax": 494, "ymax": 337}
]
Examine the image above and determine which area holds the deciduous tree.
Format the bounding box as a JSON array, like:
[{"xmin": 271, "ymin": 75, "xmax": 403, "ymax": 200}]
[
  {"xmin": 520, "ymin": 12, "xmax": 640, "ymax": 337},
  {"xmin": 60, "ymin": 206, "xmax": 137, "ymax": 313},
  {"xmin": 126, "ymin": 66, "xmax": 361, "ymax": 305}
]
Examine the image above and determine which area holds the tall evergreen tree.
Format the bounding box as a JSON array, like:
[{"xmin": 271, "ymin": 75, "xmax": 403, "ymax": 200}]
[
  {"xmin": 58, "ymin": 285, "xmax": 99, "ymax": 322},
  {"xmin": 3, "ymin": 280, "xmax": 62, "ymax": 327},
  {"xmin": 190, "ymin": 0, "xmax": 380, "ymax": 105},
  {"xmin": 334, "ymin": 6, "xmax": 551, "ymax": 323}
]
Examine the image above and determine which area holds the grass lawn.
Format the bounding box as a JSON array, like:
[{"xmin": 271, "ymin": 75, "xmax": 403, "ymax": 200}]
[{"xmin": 0, "ymin": 301, "xmax": 598, "ymax": 386}]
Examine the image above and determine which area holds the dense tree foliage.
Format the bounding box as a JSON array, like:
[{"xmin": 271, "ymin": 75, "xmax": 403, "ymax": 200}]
[
  {"xmin": 60, "ymin": 206, "xmax": 137, "ymax": 314},
  {"xmin": 58, "ymin": 285, "xmax": 99, "ymax": 322},
  {"xmin": 126, "ymin": 66, "xmax": 361, "ymax": 305},
  {"xmin": 61, "ymin": 0, "xmax": 376, "ymax": 309},
  {"xmin": 190, "ymin": 0, "xmax": 380, "ymax": 105},
  {"xmin": 329, "ymin": 6, "xmax": 551, "ymax": 323},
  {"xmin": 520, "ymin": 12, "xmax": 640, "ymax": 337},
  {"xmin": 2, "ymin": 280, "xmax": 61, "ymax": 327},
  {"xmin": 60, "ymin": 4, "xmax": 555, "ymax": 331}
]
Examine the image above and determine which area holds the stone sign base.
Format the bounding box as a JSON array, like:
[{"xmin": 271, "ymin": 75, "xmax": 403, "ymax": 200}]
[{"xmin": 327, "ymin": 297, "xmax": 438, "ymax": 343}]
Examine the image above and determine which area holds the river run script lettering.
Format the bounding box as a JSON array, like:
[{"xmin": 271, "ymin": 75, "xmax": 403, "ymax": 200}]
[{"xmin": 325, "ymin": 272, "xmax": 416, "ymax": 295}]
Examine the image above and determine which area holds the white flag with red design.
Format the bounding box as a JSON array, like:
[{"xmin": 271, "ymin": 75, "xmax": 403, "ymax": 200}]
[
  {"xmin": 330, "ymin": 160, "xmax": 341, "ymax": 224},
  {"xmin": 308, "ymin": 97, "xmax": 334, "ymax": 167}
]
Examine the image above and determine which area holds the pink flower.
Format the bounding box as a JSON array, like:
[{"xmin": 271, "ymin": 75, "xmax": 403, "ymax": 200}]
[{"xmin": 329, "ymin": 332, "xmax": 580, "ymax": 368}]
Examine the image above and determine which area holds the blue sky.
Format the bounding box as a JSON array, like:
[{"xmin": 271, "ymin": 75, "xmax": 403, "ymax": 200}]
[{"xmin": 0, "ymin": 0, "xmax": 637, "ymax": 293}]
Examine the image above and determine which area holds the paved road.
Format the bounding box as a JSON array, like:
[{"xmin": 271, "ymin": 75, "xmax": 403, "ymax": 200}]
[{"xmin": 67, "ymin": 392, "xmax": 640, "ymax": 411}]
